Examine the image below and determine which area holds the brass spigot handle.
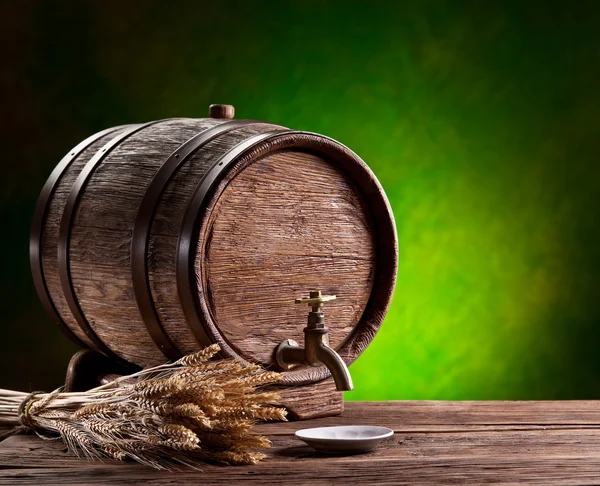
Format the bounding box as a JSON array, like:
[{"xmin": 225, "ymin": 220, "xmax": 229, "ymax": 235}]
[{"xmin": 295, "ymin": 290, "xmax": 336, "ymax": 312}]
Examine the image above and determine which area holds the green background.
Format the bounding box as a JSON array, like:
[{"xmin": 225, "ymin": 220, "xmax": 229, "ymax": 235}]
[{"xmin": 2, "ymin": 0, "xmax": 600, "ymax": 399}]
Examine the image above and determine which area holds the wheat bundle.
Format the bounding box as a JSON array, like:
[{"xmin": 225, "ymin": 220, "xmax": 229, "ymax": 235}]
[{"xmin": 0, "ymin": 344, "xmax": 287, "ymax": 469}]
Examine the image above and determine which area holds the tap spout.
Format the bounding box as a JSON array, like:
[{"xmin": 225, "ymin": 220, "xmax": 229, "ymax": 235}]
[
  {"xmin": 315, "ymin": 344, "xmax": 354, "ymax": 391},
  {"xmin": 275, "ymin": 337, "xmax": 354, "ymax": 391},
  {"xmin": 276, "ymin": 290, "xmax": 354, "ymax": 392}
]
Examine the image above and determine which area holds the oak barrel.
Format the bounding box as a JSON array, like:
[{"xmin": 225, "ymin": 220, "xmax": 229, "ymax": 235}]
[{"xmin": 30, "ymin": 106, "xmax": 397, "ymax": 385}]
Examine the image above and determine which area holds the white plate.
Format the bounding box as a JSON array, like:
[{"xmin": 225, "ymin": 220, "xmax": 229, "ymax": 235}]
[{"xmin": 294, "ymin": 425, "xmax": 394, "ymax": 454}]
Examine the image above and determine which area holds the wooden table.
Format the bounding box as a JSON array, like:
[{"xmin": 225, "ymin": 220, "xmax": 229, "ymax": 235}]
[{"xmin": 1, "ymin": 401, "xmax": 600, "ymax": 484}]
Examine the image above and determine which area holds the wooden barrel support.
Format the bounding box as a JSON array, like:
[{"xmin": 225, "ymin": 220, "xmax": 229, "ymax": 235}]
[{"xmin": 31, "ymin": 107, "xmax": 398, "ymax": 419}]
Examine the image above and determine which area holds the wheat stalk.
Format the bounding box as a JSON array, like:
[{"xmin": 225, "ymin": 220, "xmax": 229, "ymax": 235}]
[{"xmin": 0, "ymin": 344, "xmax": 286, "ymax": 469}]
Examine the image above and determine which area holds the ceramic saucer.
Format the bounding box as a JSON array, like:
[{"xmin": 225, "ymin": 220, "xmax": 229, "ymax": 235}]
[{"xmin": 294, "ymin": 425, "xmax": 394, "ymax": 454}]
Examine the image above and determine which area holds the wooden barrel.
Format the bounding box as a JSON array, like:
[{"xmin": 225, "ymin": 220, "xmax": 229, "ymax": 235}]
[{"xmin": 30, "ymin": 106, "xmax": 397, "ymax": 386}]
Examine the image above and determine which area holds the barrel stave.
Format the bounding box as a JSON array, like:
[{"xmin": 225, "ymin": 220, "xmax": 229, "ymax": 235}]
[
  {"xmin": 41, "ymin": 126, "xmax": 133, "ymax": 349},
  {"xmin": 69, "ymin": 119, "xmax": 220, "ymax": 366},
  {"xmin": 148, "ymin": 123, "xmax": 285, "ymax": 357}
]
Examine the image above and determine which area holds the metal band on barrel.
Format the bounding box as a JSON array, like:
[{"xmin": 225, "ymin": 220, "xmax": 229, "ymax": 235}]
[
  {"xmin": 176, "ymin": 129, "xmax": 398, "ymax": 387},
  {"xmin": 131, "ymin": 120, "xmax": 260, "ymax": 360},
  {"xmin": 30, "ymin": 125, "xmax": 127, "ymax": 348},
  {"xmin": 176, "ymin": 129, "xmax": 290, "ymax": 350},
  {"xmin": 57, "ymin": 121, "xmax": 164, "ymax": 366}
]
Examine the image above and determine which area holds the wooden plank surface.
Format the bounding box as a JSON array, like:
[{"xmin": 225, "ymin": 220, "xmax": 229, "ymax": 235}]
[{"xmin": 2, "ymin": 401, "xmax": 600, "ymax": 485}]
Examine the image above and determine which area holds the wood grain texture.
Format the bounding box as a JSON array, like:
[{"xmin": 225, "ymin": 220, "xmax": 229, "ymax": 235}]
[
  {"xmin": 196, "ymin": 132, "xmax": 398, "ymax": 385},
  {"xmin": 3, "ymin": 401, "xmax": 600, "ymax": 485},
  {"xmin": 147, "ymin": 123, "xmax": 285, "ymax": 358},
  {"xmin": 202, "ymin": 151, "xmax": 376, "ymax": 366},
  {"xmin": 274, "ymin": 378, "xmax": 344, "ymax": 420},
  {"xmin": 68, "ymin": 118, "xmax": 221, "ymax": 366},
  {"xmin": 42, "ymin": 126, "xmax": 135, "ymax": 350}
]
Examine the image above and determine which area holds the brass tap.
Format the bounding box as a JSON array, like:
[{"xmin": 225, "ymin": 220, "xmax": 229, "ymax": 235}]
[{"xmin": 275, "ymin": 290, "xmax": 354, "ymax": 391}]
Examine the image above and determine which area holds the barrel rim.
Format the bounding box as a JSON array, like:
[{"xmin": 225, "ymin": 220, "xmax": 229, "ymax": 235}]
[
  {"xmin": 30, "ymin": 125, "xmax": 128, "ymax": 349},
  {"xmin": 176, "ymin": 129, "xmax": 289, "ymax": 358},
  {"xmin": 177, "ymin": 131, "xmax": 398, "ymax": 386},
  {"xmin": 131, "ymin": 119, "xmax": 268, "ymax": 361}
]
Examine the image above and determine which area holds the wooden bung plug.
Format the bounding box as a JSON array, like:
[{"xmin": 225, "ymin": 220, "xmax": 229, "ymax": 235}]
[{"xmin": 208, "ymin": 104, "xmax": 235, "ymax": 119}]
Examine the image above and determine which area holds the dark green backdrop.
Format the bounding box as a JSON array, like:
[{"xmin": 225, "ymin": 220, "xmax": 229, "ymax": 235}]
[{"xmin": 2, "ymin": 0, "xmax": 600, "ymax": 400}]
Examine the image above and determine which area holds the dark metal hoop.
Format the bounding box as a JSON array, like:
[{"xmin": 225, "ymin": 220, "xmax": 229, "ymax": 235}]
[
  {"xmin": 131, "ymin": 120, "xmax": 260, "ymax": 360},
  {"xmin": 176, "ymin": 130, "xmax": 289, "ymax": 352},
  {"xmin": 57, "ymin": 121, "xmax": 164, "ymax": 365},
  {"xmin": 30, "ymin": 125, "xmax": 127, "ymax": 348}
]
